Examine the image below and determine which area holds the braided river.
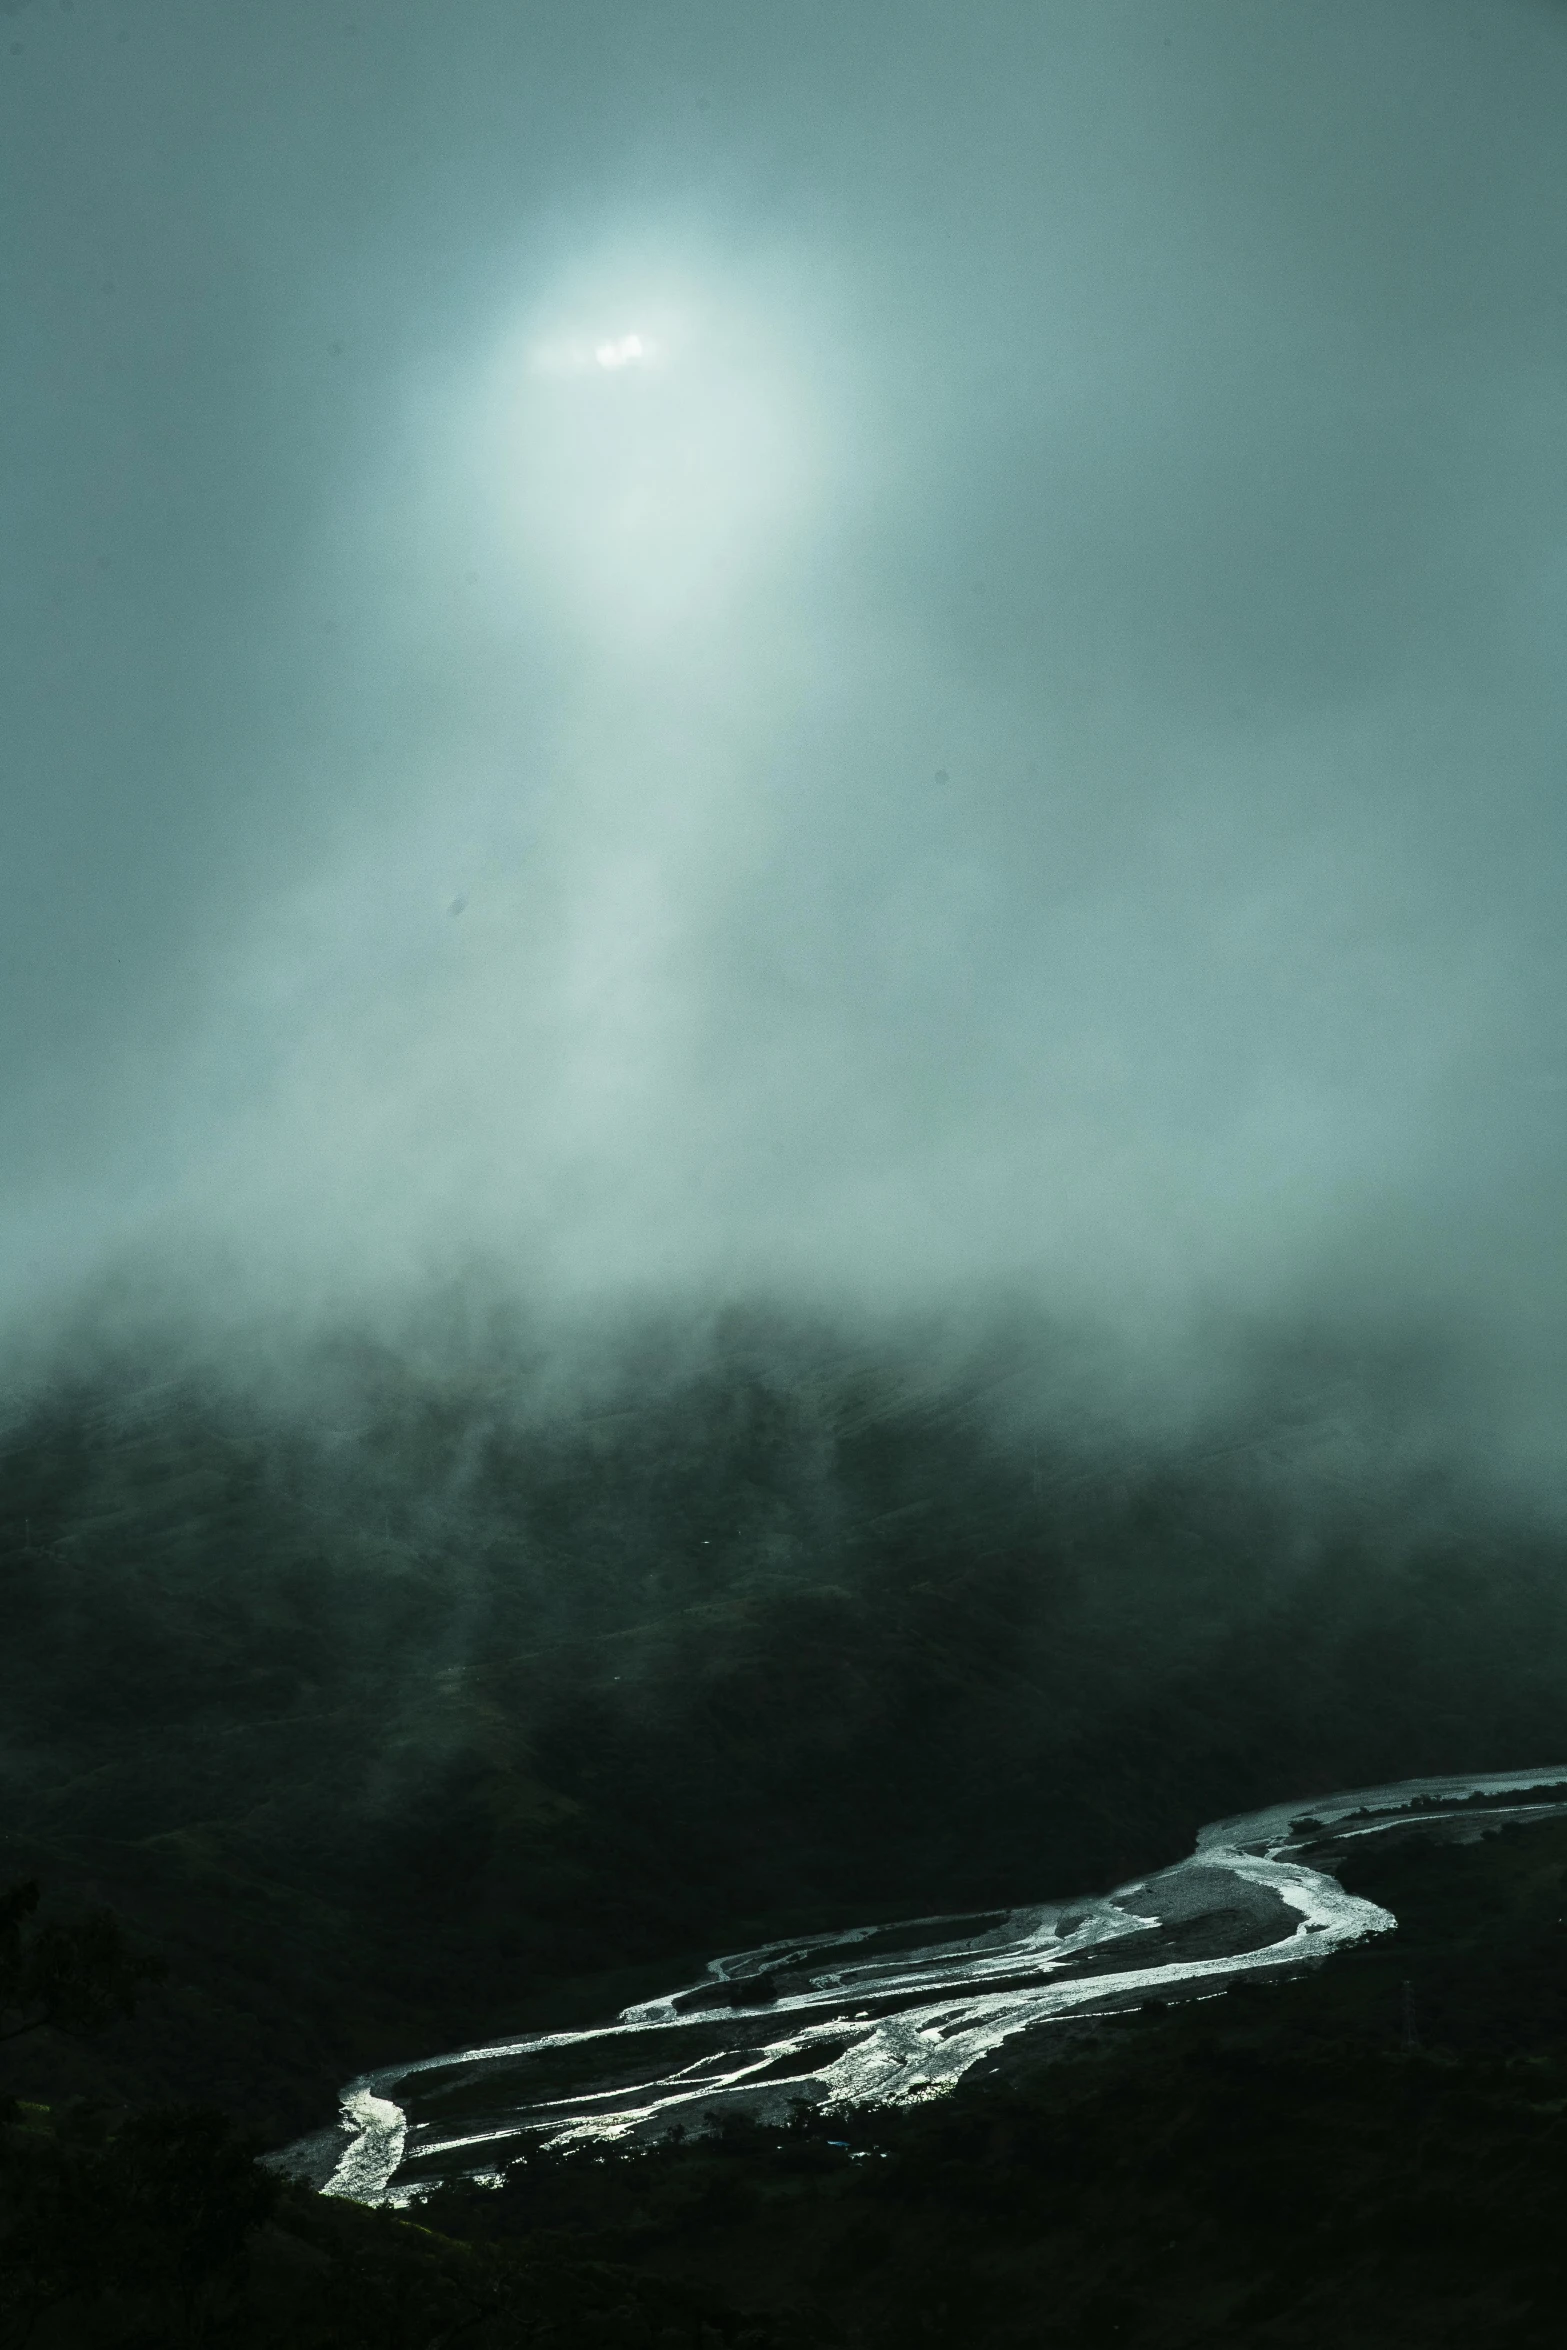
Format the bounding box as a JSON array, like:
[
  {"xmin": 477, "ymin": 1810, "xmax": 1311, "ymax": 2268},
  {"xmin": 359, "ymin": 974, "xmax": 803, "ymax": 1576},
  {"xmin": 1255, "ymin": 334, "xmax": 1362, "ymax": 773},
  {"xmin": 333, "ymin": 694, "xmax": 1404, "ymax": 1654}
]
[{"xmin": 277, "ymin": 1765, "xmax": 1567, "ymax": 2207}]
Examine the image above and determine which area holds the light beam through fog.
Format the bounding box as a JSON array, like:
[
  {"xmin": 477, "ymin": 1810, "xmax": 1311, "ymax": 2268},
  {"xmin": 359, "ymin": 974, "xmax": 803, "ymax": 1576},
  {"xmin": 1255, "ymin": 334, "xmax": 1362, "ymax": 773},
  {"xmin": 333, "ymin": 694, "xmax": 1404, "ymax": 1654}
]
[{"xmin": 0, "ymin": 0, "xmax": 1564, "ymax": 1475}]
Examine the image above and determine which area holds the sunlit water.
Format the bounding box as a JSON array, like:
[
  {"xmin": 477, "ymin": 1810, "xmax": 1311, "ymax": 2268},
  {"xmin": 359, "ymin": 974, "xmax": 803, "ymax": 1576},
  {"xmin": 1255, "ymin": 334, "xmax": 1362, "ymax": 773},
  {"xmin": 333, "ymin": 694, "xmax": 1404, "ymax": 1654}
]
[{"xmin": 274, "ymin": 1766, "xmax": 1567, "ymax": 2206}]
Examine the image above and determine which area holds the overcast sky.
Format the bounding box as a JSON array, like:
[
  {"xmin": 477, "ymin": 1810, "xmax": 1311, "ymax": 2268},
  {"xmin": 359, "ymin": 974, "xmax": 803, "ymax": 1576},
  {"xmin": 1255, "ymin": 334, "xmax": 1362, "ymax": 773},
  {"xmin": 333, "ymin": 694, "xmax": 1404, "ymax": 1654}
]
[{"xmin": 2, "ymin": 0, "xmax": 1565, "ymax": 1439}]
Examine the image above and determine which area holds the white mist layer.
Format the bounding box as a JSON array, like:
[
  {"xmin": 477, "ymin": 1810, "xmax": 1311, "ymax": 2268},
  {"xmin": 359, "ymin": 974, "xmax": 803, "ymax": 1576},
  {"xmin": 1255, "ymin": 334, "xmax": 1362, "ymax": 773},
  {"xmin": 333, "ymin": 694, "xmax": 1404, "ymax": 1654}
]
[{"xmin": 283, "ymin": 1765, "xmax": 1567, "ymax": 2208}]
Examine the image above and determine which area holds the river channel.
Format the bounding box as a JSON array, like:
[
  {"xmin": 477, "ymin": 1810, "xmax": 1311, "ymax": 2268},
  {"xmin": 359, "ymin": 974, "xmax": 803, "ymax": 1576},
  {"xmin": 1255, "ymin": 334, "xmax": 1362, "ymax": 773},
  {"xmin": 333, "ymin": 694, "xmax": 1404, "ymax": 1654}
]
[{"xmin": 276, "ymin": 1765, "xmax": 1567, "ymax": 2206}]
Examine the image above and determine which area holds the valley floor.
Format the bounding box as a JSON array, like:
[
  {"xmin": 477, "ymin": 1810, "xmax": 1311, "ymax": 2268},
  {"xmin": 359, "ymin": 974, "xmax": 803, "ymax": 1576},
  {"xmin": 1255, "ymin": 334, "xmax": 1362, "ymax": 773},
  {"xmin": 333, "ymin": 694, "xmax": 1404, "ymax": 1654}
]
[{"xmin": 8, "ymin": 1811, "xmax": 1567, "ymax": 2346}]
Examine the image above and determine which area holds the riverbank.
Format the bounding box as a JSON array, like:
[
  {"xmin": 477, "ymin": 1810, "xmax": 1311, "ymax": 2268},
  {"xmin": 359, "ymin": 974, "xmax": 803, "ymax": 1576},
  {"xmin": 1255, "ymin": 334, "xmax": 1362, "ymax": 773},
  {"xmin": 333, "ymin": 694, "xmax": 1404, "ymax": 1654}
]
[{"xmin": 383, "ymin": 1807, "xmax": 1567, "ymax": 2347}]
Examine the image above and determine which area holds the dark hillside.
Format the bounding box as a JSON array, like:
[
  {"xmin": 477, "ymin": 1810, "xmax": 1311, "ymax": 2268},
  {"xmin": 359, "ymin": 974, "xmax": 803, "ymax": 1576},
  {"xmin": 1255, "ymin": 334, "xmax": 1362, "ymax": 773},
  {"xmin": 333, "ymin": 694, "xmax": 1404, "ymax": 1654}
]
[{"xmin": 2, "ymin": 1322, "xmax": 1565, "ymax": 2139}]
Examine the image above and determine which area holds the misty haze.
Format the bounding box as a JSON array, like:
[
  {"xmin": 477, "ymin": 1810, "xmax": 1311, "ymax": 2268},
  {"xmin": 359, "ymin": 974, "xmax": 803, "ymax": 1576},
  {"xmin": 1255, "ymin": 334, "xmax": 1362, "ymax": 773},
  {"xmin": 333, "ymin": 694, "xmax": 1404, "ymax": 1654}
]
[{"xmin": 3, "ymin": 4, "xmax": 1567, "ymax": 2344}]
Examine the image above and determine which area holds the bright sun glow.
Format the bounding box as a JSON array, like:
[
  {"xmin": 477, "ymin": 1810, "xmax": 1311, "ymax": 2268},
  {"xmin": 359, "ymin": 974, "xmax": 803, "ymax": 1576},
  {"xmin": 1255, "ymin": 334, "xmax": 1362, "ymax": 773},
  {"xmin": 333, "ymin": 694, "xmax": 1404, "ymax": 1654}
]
[
  {"xmin": 449, "ymin": 251, "xmax": 826, "ymax": 649},
  {"xmin": 530, "ymin": 328, "xmax": 660, "ymax": 378}
]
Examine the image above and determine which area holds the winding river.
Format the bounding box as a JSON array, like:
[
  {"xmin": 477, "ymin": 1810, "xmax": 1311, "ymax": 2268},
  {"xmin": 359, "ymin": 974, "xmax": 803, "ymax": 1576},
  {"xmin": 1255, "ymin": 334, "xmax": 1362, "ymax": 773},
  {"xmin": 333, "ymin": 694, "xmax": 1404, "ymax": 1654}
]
[{"xmin": 277, "ymin": 1765, "xmax": 1567, "ymax": 2206}]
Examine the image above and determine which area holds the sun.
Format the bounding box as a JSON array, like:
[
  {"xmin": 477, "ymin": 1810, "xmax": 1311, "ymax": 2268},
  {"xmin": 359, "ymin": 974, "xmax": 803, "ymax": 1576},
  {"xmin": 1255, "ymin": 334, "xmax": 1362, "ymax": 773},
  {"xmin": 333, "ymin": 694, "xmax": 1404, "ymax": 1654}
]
[
  {"xmin": 529, "ymin": 327, "xmax": 661, "ymax": 379},
  {"xmin": 593, "ymin": 332, "xmax": 648, "ymax": 370}
]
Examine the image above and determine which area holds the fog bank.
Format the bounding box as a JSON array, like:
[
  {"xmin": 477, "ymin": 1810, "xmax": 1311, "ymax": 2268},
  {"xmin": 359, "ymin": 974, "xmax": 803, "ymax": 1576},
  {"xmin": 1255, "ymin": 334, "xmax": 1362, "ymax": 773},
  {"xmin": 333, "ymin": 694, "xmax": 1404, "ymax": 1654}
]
[{"xmin": 3, "ymin": 1, "xmax": 1564, "ymax": 1483}]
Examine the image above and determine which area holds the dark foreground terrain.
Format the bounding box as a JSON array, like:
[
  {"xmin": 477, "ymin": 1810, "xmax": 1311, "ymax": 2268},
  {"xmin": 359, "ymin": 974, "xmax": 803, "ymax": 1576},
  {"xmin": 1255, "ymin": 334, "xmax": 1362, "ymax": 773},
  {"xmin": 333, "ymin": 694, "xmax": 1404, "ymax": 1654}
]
[{"xmin": 7, "ymin": 1813, "xmax": 1567, "ymax": 2346}]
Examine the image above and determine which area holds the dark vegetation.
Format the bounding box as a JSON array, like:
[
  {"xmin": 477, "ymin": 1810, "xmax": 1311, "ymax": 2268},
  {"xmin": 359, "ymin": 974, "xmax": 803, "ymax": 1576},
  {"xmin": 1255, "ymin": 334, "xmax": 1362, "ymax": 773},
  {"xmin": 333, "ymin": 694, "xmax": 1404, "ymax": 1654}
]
[
  {"xmin": 2, "ymin": 1306, "xmax": 1565, "ymax": 2149},
  {"xmin": 1, "ymin": 1881, "xmax": 166, "ymax": 2050},
  {"xmin": 6, "ymin": 1817, "xmax": 1567, "ymax": 2345}
]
